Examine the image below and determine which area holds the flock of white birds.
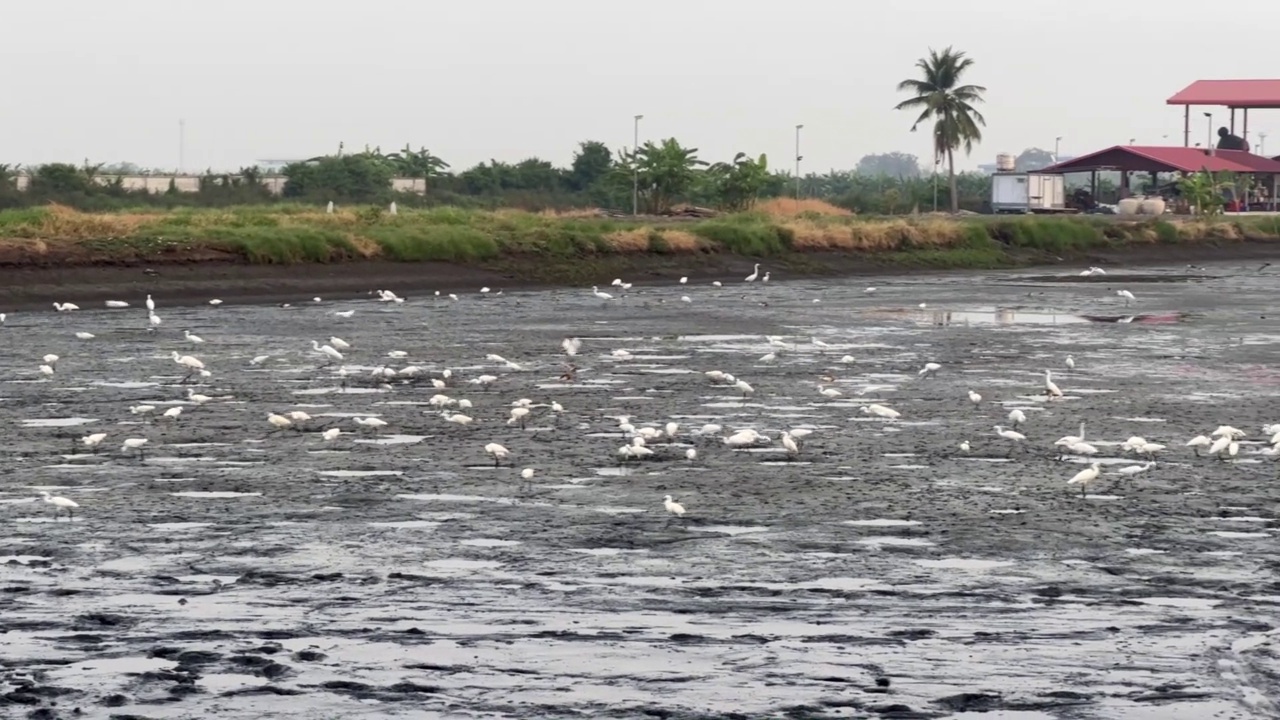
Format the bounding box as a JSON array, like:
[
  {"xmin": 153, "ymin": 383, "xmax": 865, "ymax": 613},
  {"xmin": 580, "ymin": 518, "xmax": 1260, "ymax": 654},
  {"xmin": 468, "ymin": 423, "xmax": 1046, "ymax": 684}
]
[{"xmin": 5, "ymin": 259, "xmax": 1262, "ymax": 524}]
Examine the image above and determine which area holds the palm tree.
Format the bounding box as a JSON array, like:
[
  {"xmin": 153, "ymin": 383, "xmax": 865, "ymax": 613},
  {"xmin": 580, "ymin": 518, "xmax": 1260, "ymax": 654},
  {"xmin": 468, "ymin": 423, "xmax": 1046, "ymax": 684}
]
[{"xmin": 894, "ymin": 47, "xmax": 986, "ymax": 213}]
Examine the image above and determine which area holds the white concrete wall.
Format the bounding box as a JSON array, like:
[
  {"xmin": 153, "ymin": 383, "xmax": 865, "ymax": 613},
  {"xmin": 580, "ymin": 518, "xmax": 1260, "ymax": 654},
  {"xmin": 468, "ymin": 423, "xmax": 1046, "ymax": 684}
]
[{"xmin": 9, "ymin": 174, "xmax": 427, "ymax": 196}]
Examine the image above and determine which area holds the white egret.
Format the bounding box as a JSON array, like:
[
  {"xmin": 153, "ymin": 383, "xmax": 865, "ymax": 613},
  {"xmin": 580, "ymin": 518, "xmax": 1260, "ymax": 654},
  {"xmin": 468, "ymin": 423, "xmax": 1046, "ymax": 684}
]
[
  {"xmin": 80, "ymin": 433, "xmax": 107, "ymax": 450},
  {"xmin": 105, "ymin": 300, "xmax": 129, "ymax": 308},
  {"xmin": 322, "ymin": 428, "xmax": 341, "ymax": 441},
  {"xmin": 209, "ymin": 299, "xmax": 223, "ymax": 306},
  {"xmin": 328, "ymin": 337, "xmax": 351, "ymax": 350},
  {"xmin": 744, "ymin": 264, "xmax": 761, "ymax": 282},
  {"xmin": 38, "ymin": 491, "xmax": 79, "ymax": 520},
  {"xmin": 781, "ymin": 431, "xmax": 799, "ymax": 457},
  {"xmin": 267, "ymin": 413, "xmax": 292, "ymax": 431},
  {"xmin": 591, "ymin": 286, "xmax": 613, "ymax": 300},
  {"xmin": 53, "ymin": 302, "xmax": 79, "ymax": 312},
  {"xmin": 968, "ymin": 390, "xmax": 982, "ymax": 404},
  {"xmin": 685, "ymin": 448, "xmax": 697, "ymax": 461},
  {"xmin": 1008, "ymin": 409, "xmax": 1027, "ymax": 427},
  {"xmin": 75, "ymin": 332, "xmax": 95, "ymax": 340},
  {"xmin": 1207, "ymin": 435, "xmax": 1232, "ymax": 459},
  {"xmin": 184, "ymin": 330, "xmax": 204, "ymax": 344},
  {"xmin": 679, "ymin": 276, "xmax": 688, "ymax": 284},
  {"xmin": 993, "ymin": 425, "xmax": 1026, "ymax": 449},
  {"xmin": 311, "ymin": 340, "xmax": 343, "ymax": 364},
  {"xmin": 1185, "ymin": 435, "xmax": 1212, "ymax": 455},
  {"xmin": 353, "ymin": 417, "xmax": 387, "ymax": 431},
  {"xmin": 145, "ymin": 295, "xmax": 155, "ymax": 311},
  {"xmin": 918, "ymin": 362, "xmax": 941, "ymax": 378},
  {"xmin": 162, "ymin": 407, "xmax": 182, "ymax": 420},
  {"xmin": 862, "ymin": 404, "xmax": 900, "ymax": 419},
  {"xmin": 1116, "ymin": 290, "xmax": 1136, "ymax": 306},
  {"xmin": 663, "ymin": 495, "xmax": 686, "ymax": 516},
  {"xmin": 1115, "ymin": 462, "xmax": 1154, "ymax": 477},
  {"xmin": 1068, "ymin": 463, "xmax": 1102, "ymax": 497},
  {"xmin": 1044, "ymin": 370, "xmax": 1063, "ymax": 400},
  {"xmin": 1065, "ymin": 355, "xmax": 1075, "ymax": 371},
  {"xmin": 562, "ymin": 337, "xmax": 581, "ymax": 356},
  {"xmin": 959, "ymin": 440, "xmax": 971, "ymax": 452},
  {"xmin": 122, "ymin": 438, "xmax": 149, "ymax": 458},
  {"xmin": 484, "ymin": 442, "xmax": 510, "ymax": 466}
]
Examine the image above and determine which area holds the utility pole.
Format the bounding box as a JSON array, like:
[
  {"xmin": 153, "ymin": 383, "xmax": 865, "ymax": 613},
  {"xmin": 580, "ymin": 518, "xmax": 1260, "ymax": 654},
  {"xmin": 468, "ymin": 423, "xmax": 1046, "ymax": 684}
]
[
  {"xmin": 632, "ymin": 114, "xmax": 643, "ymax": 216},
  {"xmin": 178, "ymin": 119, "xmax": 186, "ymax": 174},
  {"xmin": 1054, "ymin": 136, "xmax": 1062, "ymax": 162},
  {"xmin": 794, "ymin": 124, "xmax": 804, "ymax": 209}
]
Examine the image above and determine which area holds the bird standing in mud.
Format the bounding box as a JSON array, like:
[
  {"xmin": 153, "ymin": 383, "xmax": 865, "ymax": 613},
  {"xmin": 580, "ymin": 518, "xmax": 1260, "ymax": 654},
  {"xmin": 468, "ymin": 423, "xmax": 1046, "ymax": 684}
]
[
  {"xmin": 1067, "ymin": 463, "xmax": 1101, "ymax": 497},
  {"xmin": 38, "ymin": 491, "xmax": 79, "ymax": 520}
]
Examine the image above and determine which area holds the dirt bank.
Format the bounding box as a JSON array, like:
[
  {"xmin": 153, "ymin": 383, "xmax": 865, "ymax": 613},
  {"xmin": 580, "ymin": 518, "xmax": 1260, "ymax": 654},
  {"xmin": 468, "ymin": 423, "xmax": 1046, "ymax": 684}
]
[{"xmin": 2, "ymin": 239, "xmax": 1280, "ymax": 311}]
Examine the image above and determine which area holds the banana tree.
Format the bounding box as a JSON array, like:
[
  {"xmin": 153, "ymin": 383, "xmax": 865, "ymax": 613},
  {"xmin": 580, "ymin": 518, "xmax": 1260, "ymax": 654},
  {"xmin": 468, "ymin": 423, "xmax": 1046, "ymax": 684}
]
[
  {"xmin": 708, "ymin": 152, "xmax": 769, "ymax": 211},
  {"xmin": 619, "ymin": 138, "xmax": 706, "ymax": 213},
  {"xmin": 1178, "ymin": 170, "xmax": 1236, "ymax": 216}
]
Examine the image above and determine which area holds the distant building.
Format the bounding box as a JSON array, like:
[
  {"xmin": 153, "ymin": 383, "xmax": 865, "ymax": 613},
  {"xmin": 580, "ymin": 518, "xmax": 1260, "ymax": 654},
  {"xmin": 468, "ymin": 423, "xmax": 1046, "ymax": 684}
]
[{"xmin": 255, "ymin": 158, "xmax": 308, "ymax": 172}]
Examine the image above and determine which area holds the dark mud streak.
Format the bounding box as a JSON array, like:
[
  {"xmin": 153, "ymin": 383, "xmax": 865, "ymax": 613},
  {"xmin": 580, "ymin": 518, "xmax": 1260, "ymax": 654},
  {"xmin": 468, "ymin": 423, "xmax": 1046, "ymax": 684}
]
[
  {"xmin": 2, "ymin": 259, "xmax": 1279, "ymax": 718},
  {"xmin": 2, "ymin": 238, "xmax": 1280, "ymax": 311}
]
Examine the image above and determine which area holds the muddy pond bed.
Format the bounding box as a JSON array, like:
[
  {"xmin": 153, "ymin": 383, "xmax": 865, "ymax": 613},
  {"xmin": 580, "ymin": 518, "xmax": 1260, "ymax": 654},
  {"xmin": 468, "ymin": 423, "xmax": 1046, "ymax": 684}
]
[{"xmin": 2, "ymin": 263, "xmax": 1279, "ymax": 719}]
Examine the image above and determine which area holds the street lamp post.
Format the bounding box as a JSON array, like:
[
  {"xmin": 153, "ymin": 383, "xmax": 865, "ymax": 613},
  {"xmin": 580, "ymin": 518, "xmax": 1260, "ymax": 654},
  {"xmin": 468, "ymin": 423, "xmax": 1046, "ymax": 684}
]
[
  {"xmin": 794, "ymin": 124, "xmax": 804, "ymax": 208},
  {"xmin": 632, "ymin": 114, "xmax": 643, "ymax": 216},
  {"xmin": 1204, "ymin": 112, "xmax": 1213, "ymax": 150},
  {"xmin": 1054, "ymin": 136, "xmax": 1062, "ymax": 162}
]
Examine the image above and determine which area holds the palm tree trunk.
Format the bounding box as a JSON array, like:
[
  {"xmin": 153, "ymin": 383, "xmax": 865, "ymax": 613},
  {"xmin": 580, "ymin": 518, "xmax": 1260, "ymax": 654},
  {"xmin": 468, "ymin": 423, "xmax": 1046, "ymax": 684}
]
[{"xmin": 947, "ymin": 149, "xmax": 958, "ymax": 214}]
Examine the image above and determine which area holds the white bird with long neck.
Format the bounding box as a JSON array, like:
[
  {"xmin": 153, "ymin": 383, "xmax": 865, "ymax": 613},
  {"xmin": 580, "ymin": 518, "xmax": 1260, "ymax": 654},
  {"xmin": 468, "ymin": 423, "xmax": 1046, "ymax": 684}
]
[
  {"xmin": 39, "ymin": 491, "xmax": 79, "ymax": 520},
  {"xmin": 311, "ymin": 340, "xmax": 343, "ymax": 364},
  {"xmin": 744, "ymin": 264, "xmax": 761, "ymax": 282},
  {"xmin": 1044, "ymin": 370, "xmax": 1063, "ymax": 400},
  {"xmin": 1067, "ymin": 463, "xmax": 1101, "ymax": 497}
]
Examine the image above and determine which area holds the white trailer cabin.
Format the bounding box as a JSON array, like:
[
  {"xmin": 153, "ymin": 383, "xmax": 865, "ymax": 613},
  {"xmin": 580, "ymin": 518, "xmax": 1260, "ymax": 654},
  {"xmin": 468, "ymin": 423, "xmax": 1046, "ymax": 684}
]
[{"xmin": 990, "ymin": 172, "xmax": 1067, "ymax": 214}]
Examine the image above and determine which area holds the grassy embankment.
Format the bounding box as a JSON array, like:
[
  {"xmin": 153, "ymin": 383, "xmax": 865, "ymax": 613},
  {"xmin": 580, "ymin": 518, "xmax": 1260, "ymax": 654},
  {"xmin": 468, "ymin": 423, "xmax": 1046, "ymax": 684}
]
[{"xmin": 1, "ymin": 199, "xmax": 1279, "ymax": 283}]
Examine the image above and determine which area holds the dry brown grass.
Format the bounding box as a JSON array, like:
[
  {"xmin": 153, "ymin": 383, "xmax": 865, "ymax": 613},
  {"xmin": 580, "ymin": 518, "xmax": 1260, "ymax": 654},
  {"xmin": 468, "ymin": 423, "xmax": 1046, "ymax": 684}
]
[
  {"xmin": 659, "ymin": 229, "xmax": 703, "ymax": 252},
  {"xmin": 345, "ymin": 234, "xmax": 384, "ymax": 258},
  {"xmin": 756, "ymin": 198, "xmax": 853, "ymax": 218},
  {"xmin": 784, "ymin": 218, "xmax": 964, "ymax": 251},
  {"xmin": 0, "ymin": 238, "xmax": 50, "ymax": 253},
  {"xmin": 536, "ymin": 207, "xmax": 608, "ymax": 219},
  {"xmin": 604, "ymin": 228, "xmax": 652, "ymax": 252},
  {"xmin": 31, "ymin": 205, "xmax": 157, "ymax": 240},
  {"xmin": 1176, "ymin": 220, "xmax": 1242, "ymax": 241}
]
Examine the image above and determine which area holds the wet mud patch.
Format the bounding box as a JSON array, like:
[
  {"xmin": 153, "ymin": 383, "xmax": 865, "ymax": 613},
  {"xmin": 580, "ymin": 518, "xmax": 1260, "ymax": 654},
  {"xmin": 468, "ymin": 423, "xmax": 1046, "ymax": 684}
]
[{"xmin": 2, "ymin": 258, "xmax": 1280, "ymax": 717}]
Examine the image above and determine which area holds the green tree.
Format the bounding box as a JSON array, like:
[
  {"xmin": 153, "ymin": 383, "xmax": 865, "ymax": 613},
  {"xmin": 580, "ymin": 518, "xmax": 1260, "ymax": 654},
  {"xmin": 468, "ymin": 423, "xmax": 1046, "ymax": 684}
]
[
  {"xmin": 385, "ymin": 144, "xmax": 450, "ymax": 182},
  {"xmin": 708, "ymin": 152, "xmax": 769, "ymax": 211},
  {"xmin": 855, "ymin": 152, "xmax": 922, "ymax": 178},
  {"xmin": 568, "ymin": 141, "xmax": 612, "ymax": 192},
  {"xmin": 1015, "ymin": 148, "xmax": 1055, "ymax": 172},
  {"xmin": 894, "ymin": 46, "xmax": 987, "ymax": 213},
  {"xmin": 620, "ymin": 138, "xmax": 706, "ymax": 213},
  {"xmin": 282, "ymin": 155, "xmax": 394, "ymax": 202}
]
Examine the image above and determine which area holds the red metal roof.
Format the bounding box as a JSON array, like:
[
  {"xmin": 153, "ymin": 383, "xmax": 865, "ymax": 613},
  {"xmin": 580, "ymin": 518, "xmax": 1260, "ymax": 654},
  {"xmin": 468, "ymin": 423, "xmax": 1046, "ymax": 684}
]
[
  {"xmin": 1166, "ymin": 80, "xmax": 1280, "ymax": 108},
  {"xmin": 1041, "ymin": 146, "xmax": 1280, "ymax": 174}
]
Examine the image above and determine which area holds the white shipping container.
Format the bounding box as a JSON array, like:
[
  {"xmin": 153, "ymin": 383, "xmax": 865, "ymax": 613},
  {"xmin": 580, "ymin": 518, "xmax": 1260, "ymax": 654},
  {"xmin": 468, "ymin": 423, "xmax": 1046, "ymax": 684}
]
[{"xmin": 990, "ymin": 173, "xmax": 1065, "ymax": 213}]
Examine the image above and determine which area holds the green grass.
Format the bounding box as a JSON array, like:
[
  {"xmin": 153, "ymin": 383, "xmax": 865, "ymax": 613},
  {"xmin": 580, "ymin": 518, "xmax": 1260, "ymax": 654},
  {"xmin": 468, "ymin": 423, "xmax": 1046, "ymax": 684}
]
[{"xmin": 1, "ymin": 204, "xmax": 1278, "ymax": 270}]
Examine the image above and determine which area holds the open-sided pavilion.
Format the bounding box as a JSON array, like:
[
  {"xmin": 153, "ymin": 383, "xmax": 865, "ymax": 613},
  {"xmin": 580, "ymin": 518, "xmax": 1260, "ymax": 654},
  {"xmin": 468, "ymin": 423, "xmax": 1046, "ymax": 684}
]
[
  {"xmin": 1166, "ymin": 79, "xmax": 1280, "ymax": 151},
  {"xmin": 1039, "ymin": 146, "xmax": 1280, "ymax": 210}
]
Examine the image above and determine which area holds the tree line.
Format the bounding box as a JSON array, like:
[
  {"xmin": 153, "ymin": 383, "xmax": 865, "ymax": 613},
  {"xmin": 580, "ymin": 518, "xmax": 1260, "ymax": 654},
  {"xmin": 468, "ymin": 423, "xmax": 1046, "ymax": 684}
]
[
  {"xmin": 1, "ymin": 45, "xmax": 1091, "ymax": 216},
  {"xmin": 0, "ymin": 145, "xmax": 1036, "ymax": 215}
]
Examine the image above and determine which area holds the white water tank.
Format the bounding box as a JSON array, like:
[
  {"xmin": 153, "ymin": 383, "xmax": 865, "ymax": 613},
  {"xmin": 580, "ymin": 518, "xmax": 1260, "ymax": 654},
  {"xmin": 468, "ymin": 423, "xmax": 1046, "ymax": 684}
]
[{"xmin": 995, "ymin": 153, "xmax": 1016, "ymax": 171}]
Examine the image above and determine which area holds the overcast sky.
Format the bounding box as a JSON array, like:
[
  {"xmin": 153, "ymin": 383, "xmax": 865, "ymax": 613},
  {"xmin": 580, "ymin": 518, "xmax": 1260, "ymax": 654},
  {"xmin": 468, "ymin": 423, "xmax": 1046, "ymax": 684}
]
[{"xmin": 5, "ymin": 1, "xmax": 1278, "ymax": 174}]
